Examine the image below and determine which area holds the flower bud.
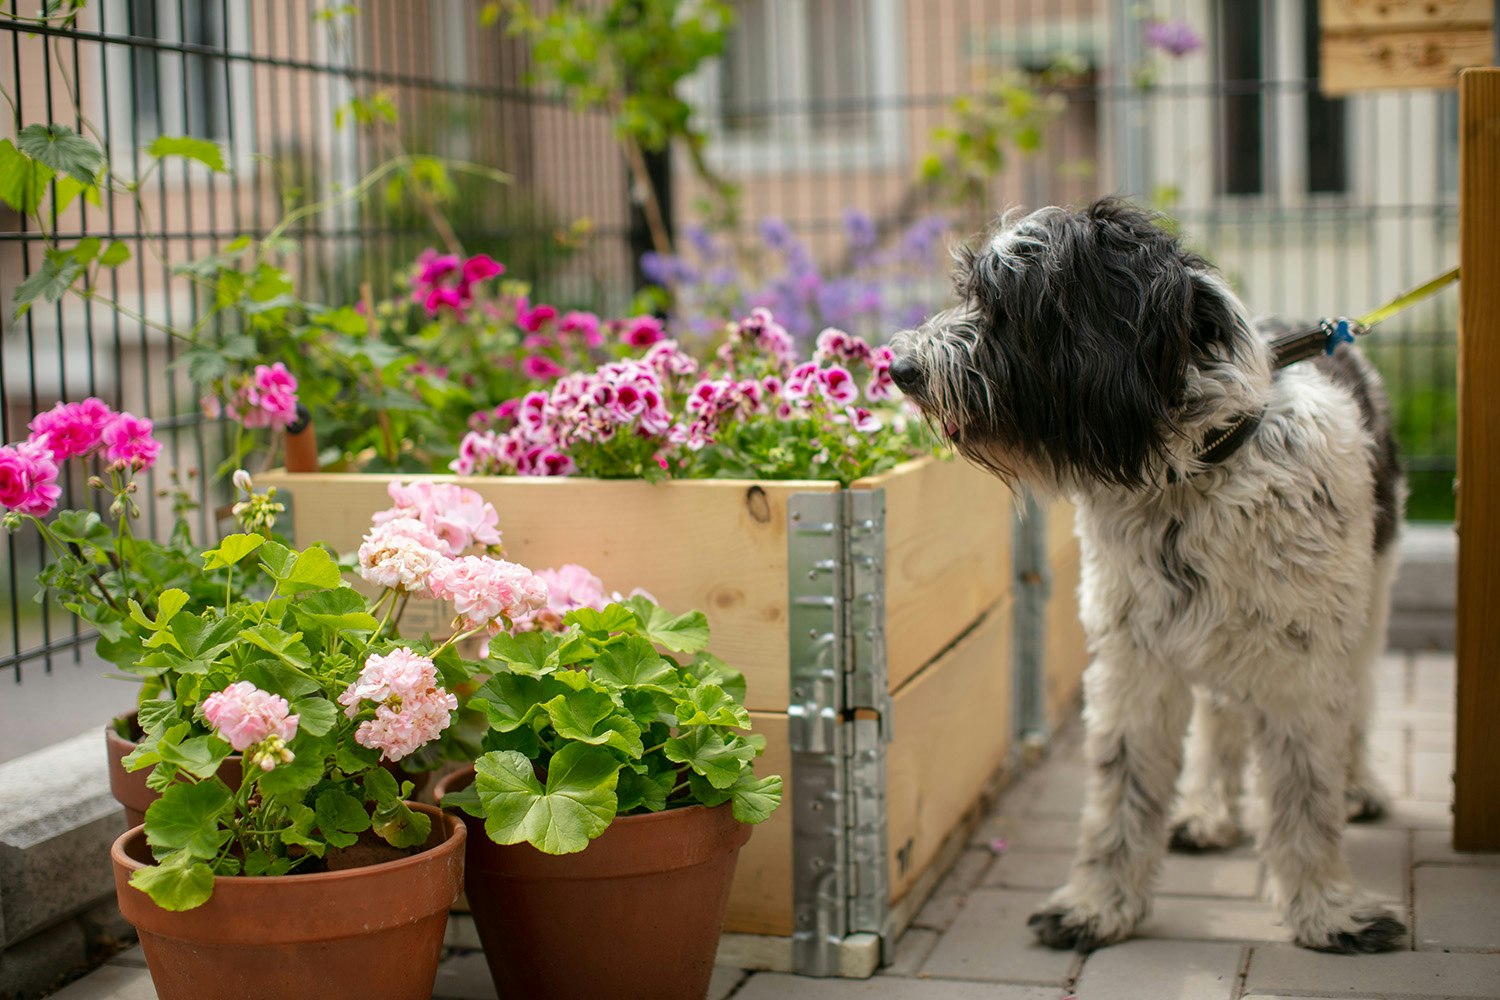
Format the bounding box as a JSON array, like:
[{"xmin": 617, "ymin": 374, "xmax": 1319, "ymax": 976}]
[
  {"xmin": 233, "ymin": 469, "xmax": 253, "ymax": 493},
  {"xmin": 87, "ymin": 476, "xmax": 105, "ymax": 489}
]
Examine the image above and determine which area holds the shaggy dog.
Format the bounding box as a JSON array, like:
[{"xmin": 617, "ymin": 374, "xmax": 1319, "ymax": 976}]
[{"xmin": 888, "ymin": 198, "xmax": 1406, "ymax": 954}]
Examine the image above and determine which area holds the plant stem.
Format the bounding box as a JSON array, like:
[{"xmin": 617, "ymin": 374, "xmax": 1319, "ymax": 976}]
[{"xmin": 619, "ymin": 130, "xmax": 674, "ymax": 258}]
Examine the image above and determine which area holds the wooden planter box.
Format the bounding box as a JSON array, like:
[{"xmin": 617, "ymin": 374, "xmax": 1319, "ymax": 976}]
[{"xmin": 258, "ymin": 457, "xmax": 1068, "ymax": 975}]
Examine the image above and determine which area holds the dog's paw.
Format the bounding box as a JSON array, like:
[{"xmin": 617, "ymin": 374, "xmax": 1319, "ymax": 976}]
[
  {"xmin": 1345, "ymin": 783, "xmax": 1389, "ymax": 824},
  {"xmin": 1168, "ymin": 814, "xmax": 1244, "ymax": 853},
  {"xmin": 1295, "ymin": 905, "xmax": 1407, "ymax": 954},
  {"xmin": 1027, "ymin": 894, "xmax": 1142, "ymax": 953}
]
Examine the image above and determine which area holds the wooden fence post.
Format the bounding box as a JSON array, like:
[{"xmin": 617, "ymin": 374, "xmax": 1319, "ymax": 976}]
[{"xmin": 1454, "ymin": 66, "xmax": 1500, "ymax": 851}]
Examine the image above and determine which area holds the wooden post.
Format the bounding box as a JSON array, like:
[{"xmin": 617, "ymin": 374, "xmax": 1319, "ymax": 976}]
[{"xmin": 1454, "ymin": 66, "xmax": 1500, "ymax": 851}]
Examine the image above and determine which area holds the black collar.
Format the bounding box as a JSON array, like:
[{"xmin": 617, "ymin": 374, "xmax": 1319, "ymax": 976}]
[{"xmin": 1168, "ymin": 410, "xmax": 1263, "ymax": 483}]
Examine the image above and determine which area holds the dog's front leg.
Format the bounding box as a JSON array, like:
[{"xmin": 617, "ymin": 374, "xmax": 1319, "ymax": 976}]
[
  {"xmin": 1029, "ymin": 659, "xmax": 1191, "ymax": 951},
  {"xmin": 1169, "ymin": 687, "xmax": 1249, "ymax": 852},
  {"xmin": 1252, "ymin": 704, "xmax": 1406, "ymax": 953}
]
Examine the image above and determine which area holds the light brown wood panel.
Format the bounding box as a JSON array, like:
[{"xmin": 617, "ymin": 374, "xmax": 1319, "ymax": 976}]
[
  {"xmin": 886, "ymin": 599, "xmax": 1013, "ymax": 903},
  {"xmin": 1322, "ymin": 29, "xmax": 1494, "ymax": 93},
  {"xmin": 1321, "ymin": 0, "xmax": 1493, "ymax": 31},
  {"xmin": 1046, "ymin": 547, "xmax": 1091, "ymax": 728},
  {"xmin": 1455, "ymin": 69, "xmax": 1500, "ymax": 851},
  {"xmin": 723, "ymin": 712, "xmax": 794, "ymax": 935},
  {"xmin": 1045, "ymin": 495, "xmax": 1078, "ymax": 560},
  {"xmin": 259, "ymin": 472, "xmax": 838, "ymax": 712},
  {"xmin": 858, "ymin": 458, "xmax": 1014, "ymax": 691}
]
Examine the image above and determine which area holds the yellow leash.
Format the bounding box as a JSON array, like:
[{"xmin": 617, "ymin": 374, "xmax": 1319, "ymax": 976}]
[{"xmin": 1271, "ymin": 267, "xmax": 1461, "ymax": 368}]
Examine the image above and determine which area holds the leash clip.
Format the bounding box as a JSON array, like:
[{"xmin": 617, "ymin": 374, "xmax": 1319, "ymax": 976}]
[{"xmin": 1319, "ymin": 317, "xmax": 1367, "ymax": 356}]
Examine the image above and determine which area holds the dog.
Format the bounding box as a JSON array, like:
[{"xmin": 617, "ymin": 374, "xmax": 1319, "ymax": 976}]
[{"xmin": 889, "ymin": 198, "xmax": 1407, "ymax": 954}]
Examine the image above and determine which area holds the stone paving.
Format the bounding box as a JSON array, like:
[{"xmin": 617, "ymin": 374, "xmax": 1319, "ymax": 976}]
[{"xmin": 47, "ymin": 651, "xmax": 1500, "ymax": 999}]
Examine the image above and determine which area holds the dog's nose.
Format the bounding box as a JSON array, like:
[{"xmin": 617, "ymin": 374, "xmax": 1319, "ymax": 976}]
[{"xmin": 889, "ymin": 354, "xmax": 923, "ymax": 393}]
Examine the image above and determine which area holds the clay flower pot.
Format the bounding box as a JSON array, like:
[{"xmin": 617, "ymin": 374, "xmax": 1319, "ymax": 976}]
[
  {"xmin": 436, "ymin": 766, "xmax": 751, "ymax": 1000},
  {"xmin": 111, "ymin": 803, "xmax": 465, "ymax": 1000},
  {"xmin": 105, "ymin": 715, "xmax": 241, "ymax": 828}
]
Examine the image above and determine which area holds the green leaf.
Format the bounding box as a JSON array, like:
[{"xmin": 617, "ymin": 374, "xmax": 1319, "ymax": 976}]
[
  {"xmin": 469, "ymin": 672, "xmax": 560, "ymax": 733},
  {"xmin": 564, "ymin": 604, "xmax": 638, "ymax": 638},
  {"xmin": 256, "ymin": 743, "xmax": 324, "ymax": 797},
  {"xmin": 372, "ymin": 798, "xmax": 431, "ymax": 849},
  {"xmin": 128, "ymin": 850, "xmax": 215, "ymax": 911},
  {"xmin": 158, "ymin": 734, "xmax": 232, "ymax": 781},
  {"xmin": 542, "ymin": 688, "xmax": 643, "ymax": 757},
  {"xmin": 143, "ymin": 780, "xmax": 233, "ymax": 859},
  {"xmin": 591, "ymin": 638, "xmax": 678, "ymax": 692},
  {"xmin": 99, "ymin": 240, "xmax": 131, "ymax": 267},
  {"xmin": 616, "ymin": 763, "xmax": 674, "ymax": 813},
  {"xmin": 0, "ymin": 139, "xmax": 53, "ymax": 215},
  {"xmin": 258, "ymin": 542, "xmax": 342, "ymax": 591},
  {"xmin": 137, "ymin": 699, "xmax": 181, "ymax": 736},
  {"xmin": 237, "ymin": 623, "xmax": 313, "ymax": 673},
  {"xmin": 290, "ymin": 588, "xmax": 379, "ymax": 636},
  {"xmin": 48, "ymin": 509, "xmax": 111, "ymax": 546},
  {"xmin": 729, "ymin": 772, "xmax": 782, "ymax": 824},
  {"xmin": 147, "ymin": 135, "xmax": 227, "ymax": 173},
  {"xmin": 663, "ymin": 727, "xmax": 757, "ymax": 789},
  {"xmin": 484, "ymin": 630, "xmax": 557, "ymax": 677},
  {"xmin": 16, "ymin": 123, "xmax": 104, "ymax": 184},
  {"xmin": 682, "ymin": 653, "xmax": 747, "ymax": 705},
  {"xmin": 674, "ymin": 684, "xmax": 751, "ymax": 730},
  {"xmin": 279, "ymin": 803, "xmax": 325, "ymax": 858},
  {"xmin": 70, "ymin": 237, "xmax": 101, "ymax": 265},
  {"xmin": 53, "ymin": 175, "xmax": 101, "ymax": 215},
  {"xmin": 291, "ymin": 696, "xmax": 337, "ymax": 737},
  {"xmin": 200, "ymin": 532, "xmax": 265, "ymax": 570},
  {"xmin": 13, "ymin": 247, "xmax": 83, "ymax": 319},
  {"xmin": 626, "ymin": 597, "xmax": 710, "ymax": 653},
  {"xmin": 470, "ymin": 745, "xmax": 620, "ymax": 854},
  {"xmin": 315, "ymin": 789, "xmax": 371, "ymax": 849}
]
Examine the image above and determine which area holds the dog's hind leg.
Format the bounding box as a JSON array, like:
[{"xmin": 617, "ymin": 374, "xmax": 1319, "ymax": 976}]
[
  {"xmin": 1345, "ymin": 545, "xmax": 1399, "ymax": 822},
  {"xmin": 1029, "ymin": 660, "xmax": 1191, "ymax": 952},
  {"xmin": 1252, "ymin": 700, "xmax": 1406, "ymax": 953},
  {"xmin": 1169, "ymin": 687, "xmax": 1249, "ymax": 852}
]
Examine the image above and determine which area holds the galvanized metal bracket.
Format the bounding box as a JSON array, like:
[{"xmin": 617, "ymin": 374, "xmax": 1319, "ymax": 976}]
[
  {"xmin": 1012, "ymin": 492, "xmax": 1051, "ymax": 759},
  {"xmin": 788, "ymin": 488, "xmax": 892, "ymax": 976}
]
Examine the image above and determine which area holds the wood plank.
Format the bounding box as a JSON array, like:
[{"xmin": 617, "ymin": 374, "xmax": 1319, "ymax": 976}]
[
  {"xmin": 1046, "ymin": 546, "xmax": 1090, "ymax": 728},
  {"xmin": 259, "ymin": 472, "xmax": 837, "ymax": 712},
  {"xmin": 1321, "ymin": 0, "xmax": 1493, "ymax": 32},
  {"xmin": 1454, "ymin": 68, "xmax": 1500, "ymax": 852},
  {"xmin": 724, "ymin": 712, "xmax": 794, "ymax": 935},
  {"xmin": 858, "ymin": 458, "xmax": 1013, "ymax": 691},
  {"xmin": 886, "ymin": 598, "xmax": 1014, "ymax": 903},
  {"xmin": 1322, "ymin": 29, "xmax": 1494, "ymax": 94}
]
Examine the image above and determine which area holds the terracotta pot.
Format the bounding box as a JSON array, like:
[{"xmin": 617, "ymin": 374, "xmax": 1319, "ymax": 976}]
[
  {"xmin": 436, "ymin": 766, "xmax": 751, "ymax": 1000},
  {"xmin": 111, "ymin": 803, "xmax": 464, "ymax": 1000},
  {"xmin": 105, "ymin": 716, "xmax": 242, "ymax": 828}
]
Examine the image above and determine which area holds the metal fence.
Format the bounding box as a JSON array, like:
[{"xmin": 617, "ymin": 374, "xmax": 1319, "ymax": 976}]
[{"xmin": 0, "ymin": 0, "xmax": 1460, "ymax": 683}]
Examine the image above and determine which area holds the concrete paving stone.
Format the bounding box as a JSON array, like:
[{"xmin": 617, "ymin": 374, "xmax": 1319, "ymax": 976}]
[
  {"xmin": 973, "ymin": 817, "xmax": 1080, "ymax": 853},
  {"xmin": 1017, "ymin": 764, "xmax": 1090, "ymax": 818},
  {"xmin": 1413, "ymin": 829, "xmax": 1500, "ymax": 867},
  {"xmin": 1411, "ymin": 751, "xmax": 1455, "ymax": 803},
  {"xmin": 37, "ymin": 964, "xmax": 157, "ymax": 1000},
  {"xmin": 920, "ymin": 889, "xmax": 1077, "ymax": 986},
  {"xmin": 983, "ymin": 851, "xmax": 1074, "ymax": 892},
  {"xmin": 878, "ymin": 928, "xmax": 941, "ymax": 977},
  {"xmin": 1245, "ymin": 943, "xmax": 1500, "ymax": 997},
  {"xmin": 1381, "ymin": 798, "xmax": 1453, "ymax": 831},
  {"xmin": 1139, "ymin": 895, "xmax": 1287, "ymax": 944},
  {"xmin": 709, "ymin": 965, "xmax": 750, "ymax": 1000},
  {"xmin": 1158, "ymin": 853, "xmax": 1263, "ymax": 898},
  {"xmin": 734, "ymin": 972, "xmax": 1064, "ymax": 1000},
  {"xmin": 1072, "ymin": 939, "xmax": 1244, "ymax": 1000},
  {"xmin": 1413, "ymin": 865, "xmax": 1500, "ymax": 952},
  {"xmin": 1381, "ymin": 709, "xmax": 1455, "ymax": 734},
  {"xmin": 913, "ymin": 849, "xmax": 998, "ymax": 932},
  {"xmin": 1243, "ymin": 996, "xmax": 1394, "ymax": 1000},
  {"xmin": 1339, "ymin": 827, "xmax": 1410, "ymax": 905},
  {"xmin": 105, "ymin": 944, "xmax": 147, "ymax": 968},
  {"xmin": 1412, "ymin": 729, "xmax": 1454, "ymax": 752},
  {"xmin": 431, "ymin": 949, "xmax": 497, "ymax": 999}
]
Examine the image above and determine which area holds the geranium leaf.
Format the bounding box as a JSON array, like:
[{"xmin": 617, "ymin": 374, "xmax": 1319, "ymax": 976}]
[
  {"xmin": 158, "ymin": 734, "xmax": 232, "ymax": 781},
  {"xmin": 469, "ymin": 672, "xmax": 559, "ymax": 733},
  {"xmin": 291, "ymin": 696, "xmax": 337, "ymax": 737},
  {"xmin": 128, "ymin": 850, "xmax": 215, "ymax": 911},
  {"xmin": 616, "ymin": 762, "xmax": 675, "ymax": 813},
  {"xmin": 200, "ymin": 532, "xmax": 265, "ymax": 570},
  {"xmin": 542, "ymin": 689, "xmax": 643, "ymax": 757},
  {"xmin": 315, "ymin": 789, "xmax": 371, "ymax": 848},
  {"xmin": 17, "ymin": 123, "xmax": 105, "ymax": 184},
  {"xmin": 13, "ymin": 247, "xmax": 83, "ymax": 318},
  {"xmin": 99, "ymin": 240, "xmax": 131, "ymax": 267},
  {"xmin": 625, "ymin": 597, "xmax": 709, "ymax": 653},
  {"xmin": 279, "ymin": 803, "xmax": 325, "ymax": 857},
  {"xmin": 729, "ymin": 772, "xmax": 783, "ymax": 824},
  {"xmin": 144, "ymin": 780, "xmax": 233, "ymax": 859},
  {"xmin": 471, "ymin": 745, "xmax": 620, "ymax": 855},
  {"xmin": 484, "ymin": 631, "xmax": 556, "ymax": 676},
  {"xmin": 663, "ymin": 727, "xmax": 757, "ymax": 790},
  {"xmin": 290, "ymin": 588, "xmax": 379, "ymax": 635},
  {"xmin": 682, "ymin": 652, "xmax": 747, "ymax": 705},
  {"xmin": 591, "ymin": 638, "xmax": 678, "ymax": 691},
  {"xmin": 136, "ymin": 698, "xmax": 181, "ymax": 736},
  {"xmin": 564, "ymin": 604, "xmax": 637, "ymax": 638},
  {"xmin": 673, "ymin": 683, "xmax": 751, "ymax": 729},
  {"xmin": 372, "ymin": 799, "xmax": 431, "ymax": 849}
]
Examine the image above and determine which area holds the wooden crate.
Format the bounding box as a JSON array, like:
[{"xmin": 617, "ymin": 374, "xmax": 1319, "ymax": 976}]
[
  {"xmin": 1043, "ymin": 497, "xmax": 1090, "ymax": 727},
  {"xmin": 258, "ymin": 457, "xmax": 1019, "ymax": 971}
]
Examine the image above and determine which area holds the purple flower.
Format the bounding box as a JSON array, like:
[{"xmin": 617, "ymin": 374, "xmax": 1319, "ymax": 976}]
[
  {"xmin": 1143, "ymin": 19, "xmax": 1203, "ymax": 58},
  {"xmin": 685, "ymin": 224, "xmax": 717, "ymax": 258},
  {"xmin": 843, "ymin": 209, "xmax": 877, "ymax": 251},
  {"xmin": 759, "ymin": 217, "xmax": 794, "ymax": 251}
]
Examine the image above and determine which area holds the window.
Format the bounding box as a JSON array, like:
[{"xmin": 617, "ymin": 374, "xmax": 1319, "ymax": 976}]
[
  {"xmin": 696, "ymin": 0, "xmax": 905, "ymax": 172},
  {"xmin": 127, "ymin": 0, "xmax": 229, "ymax": 141},
  {"xmin": 1215, "ymin": 0, "xmax": 1348, "ymax": 198}
]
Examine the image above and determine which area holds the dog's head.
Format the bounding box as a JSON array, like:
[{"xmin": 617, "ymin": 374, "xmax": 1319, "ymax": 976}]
[{"xmin": 890, "ymin": 198, "xmax": 1269, "ymax": 492}]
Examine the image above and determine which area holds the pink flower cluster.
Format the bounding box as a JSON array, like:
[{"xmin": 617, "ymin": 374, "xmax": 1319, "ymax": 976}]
[
  {"xmin": 451, "ymin": 309, "xmax": 895, "ymax": 478},
  {"xmin": 427, "ymin": 555, "xmax": 549, "ymax": 634},
  {"xmin": 0, "ymin": 441, "xmax": 61, "ymax": 516},
  {"xmin": 3, "ymin": 398, "xmax": 162, "ymax": 517},
  {"xmin": 338, "ymin": 648, "xmax": 458, "ymax": 763},
  {"xmin": 211, "ymin": 363, "xmax": 299, "ymax": 430},
  {"xmin": 372, "ymin": 481, "xmax": 502, "ymax": 555},
  {"xmin": 203, "ymin": 681, "xmax": 300, "ymax": 759},
  {"xmin": 357, "ymin": 518, "xmax": 446, "ymax": 594},
  {"xmin": 413, "ymin": 251, "xmax": 504, "ymax": 317}
]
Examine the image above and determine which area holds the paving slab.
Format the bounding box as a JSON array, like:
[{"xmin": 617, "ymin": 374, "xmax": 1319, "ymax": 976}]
[
  {"xmin": 1413, "ymin": 830, "xmax": 1500, "ymax": 867},
  {"xmin": 1412, "ymin": 750, "xmax": 1455, "ymax": 803},
  {"xmin": 982, "ymin": 851, "xmax": 1074, "ymax": 892},
  {"xmin": 1413, "ymin": 865, "xmax": 1500, "ymax": 952},
  {"xmin": 920, "ymin": 889, "xmax": 1078, "ymax": 986},
  {"xmin": 972, "ymin": 817, "xmax": 1080, "ymax": 853},
  {"xmin": 41, "ymin": 964, "xmax": 157, "ymax": 1000},
  {"xmin": 1157, "ymin": 853, "xmax": 1263, "ymax": 898},
  {"xmin": 1245, "ymin": 943, "xmax": 1500, "ymax": 997},
  {"xmin": 734, "ymin": 973, "xmax": 1064, "ymax": 1000},
  {"xmin": 1139, "ymin": 895, "xmax": 1287, "ymax": 944},
  {"xmin": 1380, "ymin": 798, "xmax": 1453, "ymax": 831},
  {"xmin": 878, "ymin": 928, "xmax": 941, "ymax": 978},
  {"xmin": 912, "ymin": 848, "xmax": 998, "ymax": 932},
  {"xmin": 1071, "ymin": 939, "xmax": 1243, "ymax": 1000},
  {"xmin": 428, "ymin": 950, "xmax": 747, "ymax": 1000},
  {"xmin": 1340, "ymin": 826, "xmax": 1410, "ymax": 905}
]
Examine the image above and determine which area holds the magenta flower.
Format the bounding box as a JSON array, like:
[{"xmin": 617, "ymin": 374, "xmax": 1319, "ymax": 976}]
[
  {"xmin": 516, "ymin": 296, "xmax": 558, "ymax": 333},
  {"xmin": 416, "ymin": 252, "xmax": 462, "ymax": 287},
  {"xmin": 27, "ymin": 397, "xmax": 114, "ymax": 461},
  {"xmin": 424, "ymin": 286, "xmax": 465, "ymax": 316},
  {"xmin": 559, "ymin": 311, "xmax": 603, "ymax": 348},
  {"xmin": 100, "ymin": 412, "xmax": 160, "ymax": 470},
  {"xmin": 243, "ymin": 363, "xmax": 300, "ymax": 430},
  {"xmin": 866, "ymin": 345, "xmax": 898, "ymax": 401},
  {"xmin": 523, "ymin": 355, "xmax": 565, "ymax": 380},
  {"xmin": 411, "ymin": 250, "xmax": 506, "ymax": 318},
  {"xmin": 0, "ymin": 441, "xmax": 62, "ymax": 516},
  {"xmin": 1143, "ymin": 19, "xmax": 1203, "ymax": 57},
  {"xmin": 462, "ymin": 254, "xmax": 504, "ymax": 285},
  {"xmin": 338, "ymin": 648, "xmax": 457, "ymax": 763},
  {"xmin": 817, "ymin": 366, "xmax": 861, "ymax": 407},
  {"xmin": 202, "ymin": 681, "xmax": 299, "ymax": 754},
  {"xmin": 622, "ymin": 315, "xmax": 667, "ymax": 348},
  {"xmin": 847, "ymin": 407, "xmax": 882, "ymax": 433}
]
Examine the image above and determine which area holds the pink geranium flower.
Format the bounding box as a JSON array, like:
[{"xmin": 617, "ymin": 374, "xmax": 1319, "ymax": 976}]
[
  {"xmin": 427, "ymin": 555, "xmax": 549, "ymax": 632},
  {"xmin": 27, "ymin": 397, "xmax": 114, "ymax": 461},
  {"xmin": 241, "ymin": 363, "xmax": 300, "ymax": 430},
  {"xmin": 373, "ymin": 481, "xmax": 503, "ymax": 555},
  {"xmin": 523, "ymin": 355, "xmax": 565, "ymax": 380},
  {"xmin": 203, "ymin": 681, "xmax": 299, "ymax": 754},
  {"xmin": 622, "ymin": 315, "xmax": 666, "ymax": 348},
  {"xmin": 462, "ymin": 254, "xmax": 504, "ymax": 285},
  {"xmin": 338, "ymin": 648, "xmax": 457, "ymax": 763},
  {"xmin": 559, "ymin": 311, "xmax": 603, "ymax": 348},
  {"xmin": 100, "ymin": 412, "xmax": 160, "ymax": 470},
  {"xmin": 516, "ymin": 296, "xmax": 558, "ymax": 333},
  {"xmin": 357, "ymin": 518, "xmax": 446, "ymax": 594},
  {"xmin": 0, "ymin": 441, "xmax": 62, "ymax": 516},
  {"xmin": 818, "ymin": 366, "xmax": 860, "ymax": 407}
]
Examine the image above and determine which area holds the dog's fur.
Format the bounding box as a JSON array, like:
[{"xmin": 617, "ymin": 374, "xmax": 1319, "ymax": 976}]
[{"xmin": 889, "ymin": 198, "xmax": 1407, "ymax": 954}]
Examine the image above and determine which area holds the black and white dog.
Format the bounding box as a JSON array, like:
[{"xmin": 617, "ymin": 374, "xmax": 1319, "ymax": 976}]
[{"xmin": 889, "ymin": 198, "xmax": 1406, "ymax": 954}]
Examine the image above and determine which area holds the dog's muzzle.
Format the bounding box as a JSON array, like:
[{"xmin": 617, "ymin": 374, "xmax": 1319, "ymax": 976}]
[{"xmin": 888, "ymin": 354, "xmax": 924, "ymax": 395}]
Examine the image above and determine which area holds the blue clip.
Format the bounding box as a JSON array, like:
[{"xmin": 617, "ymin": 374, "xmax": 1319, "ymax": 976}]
[{"xmin": 1325, "ymin": 318, "xmax": 1355, "ymax": 356}]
